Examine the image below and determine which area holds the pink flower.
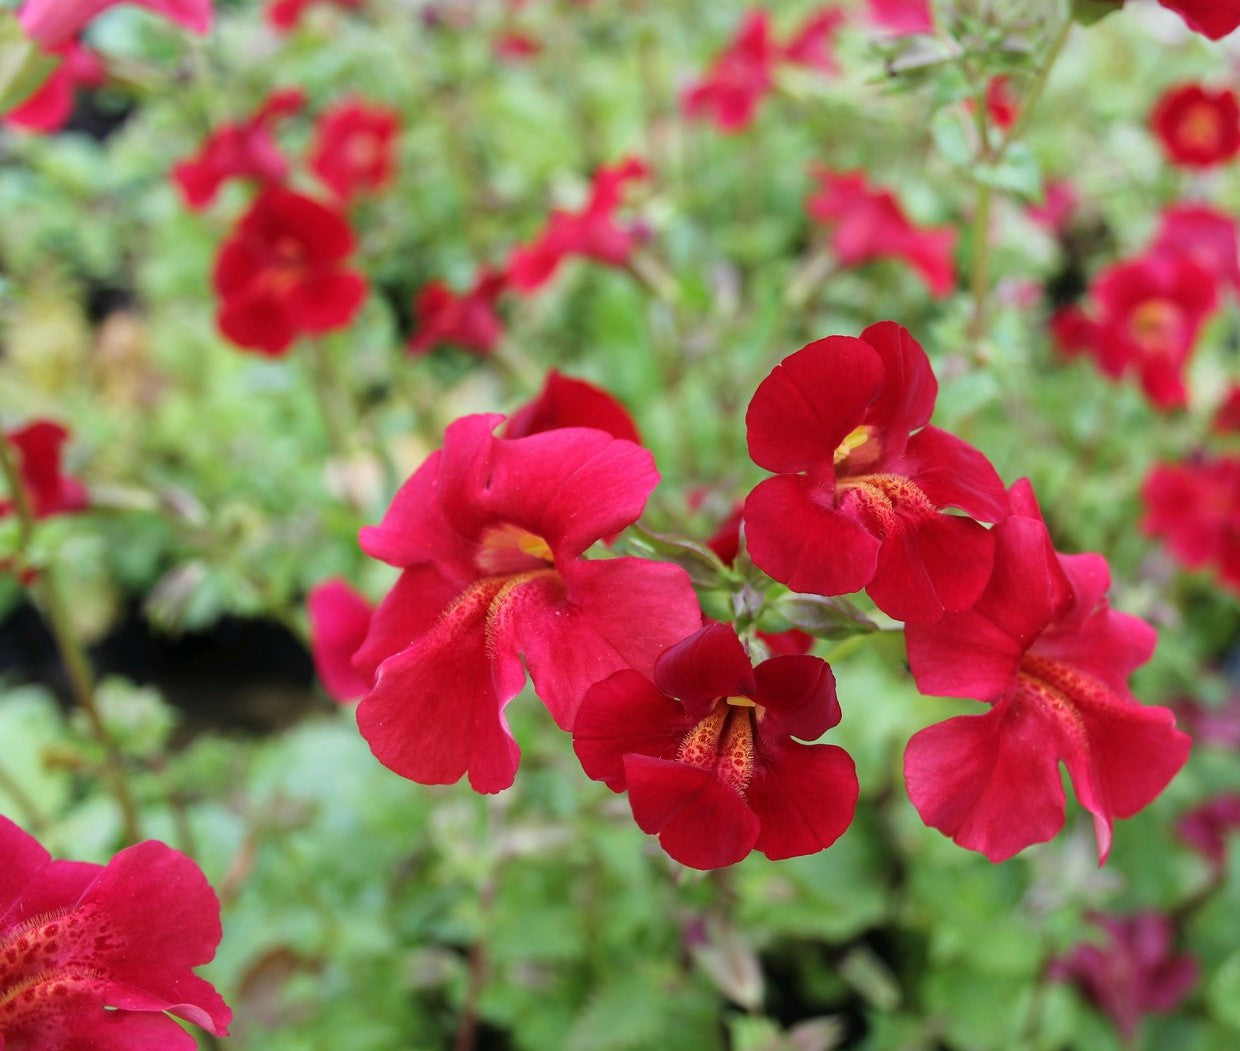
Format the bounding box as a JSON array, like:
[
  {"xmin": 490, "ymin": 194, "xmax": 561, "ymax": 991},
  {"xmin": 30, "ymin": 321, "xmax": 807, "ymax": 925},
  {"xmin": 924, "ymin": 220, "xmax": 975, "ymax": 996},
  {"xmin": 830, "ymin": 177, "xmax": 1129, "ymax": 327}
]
[
  {"xmin": 172, "ymin": 88, "xmax": 304, "ymax": 210},
  {"xmin": 2, "ymin": 42, "xmax": 105, "ymax": 134},
  {"xmin": 266, "ymin": 0, "xmax": 362, "ymax": 33},
  {"xmin": 780, "ymin": 8, "xmax": 845, "ymax": 73},
  {"xmin": 309, "ymin": 97, "xmax": 399, "ymax": 203},
  {"xmin": 1151, "ymin": 204, "xmax": 1240, "ymax": 291},
  {"xmin": 1026, "ymin": 179, "xmax": 1078, "ymax": 233},
  {"xmin": 508, "ymin": 158, "xmax": 648, "ymax": 292},
  {"xmin": 19, "ymin": 0, "xmax": 211, "ymax": 49},
  {"xmin": 502, "ymin": 371, "xmax": 641, "ymax": 444},
  {"xmin": 1176, "ymin": 793, "xmax": 1240, "ymax": 873},
  {"xmin": 865, "ymin": 0, "xmax": 934, "ymax": 34},
  {"xmin": 743, "ymin": 321, "xmax": 1010, "ymax": 622},
  {"xmin": 353, "ymin": 414, "xmax": 702, "ymax": 793},
  {"xmin": 0, "ymin": 816, "xmax": 231, "ymax": 1049},
  {"xmin": 904, "ymin": 480, "xmax": 1191, "ymax": 863},
  {"xmin": 212, "ymin": 185, "xmax": 368, "ymax": 356},
  {"xmin": 1151, "ymin": 83, "xmax": 1240, "ymax": 168},
  {"xmin": 0, "ymin": 421, "xmax": 88, "ymax": 520},
  {"xmin": 407, "ymin": 268, "xmax": 507, "ymax": 356},
  {"xmin": 1141, "ymin": 455, "xmax": 1240, "ymax": 594},
  {"xmin": 806, "ymin": 170, "xmax": 958, "ymax": 297},
  {"xmin": 573, "ymin": 623, "xmax": 857, "ymax": 869},
  {"xmin": 1049, "ymin": 912, "xmax": 1197, "ymax": 1042},
  {"xmin": 307, "ymin": 578, "xmax": 373, "ymax": 703},
  {"xmin": 681, "ymin": 10, "xmax": 778, "ymax": 132}
]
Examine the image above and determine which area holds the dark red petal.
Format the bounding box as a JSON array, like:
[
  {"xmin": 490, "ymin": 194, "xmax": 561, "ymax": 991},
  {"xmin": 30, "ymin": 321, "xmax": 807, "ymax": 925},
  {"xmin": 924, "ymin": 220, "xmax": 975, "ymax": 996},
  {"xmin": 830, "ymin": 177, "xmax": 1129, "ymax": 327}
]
[
  {"xmin": 898, "ymin": 426, "xmax": 1010, "ymax": 523},
  {"xmin": 356, "ymin": 579, "xmax": 523, "ymax": 793},
  {"xmin": 752, "ymin": 654, "xmax": 840, "ymax": 739},
  {"xmin": 350, "ymin": 564, "xmax": 462, "ymax": 682},
  {"xmin": 744, "ymin": 474, "xmax": 880, "ymax": 596},
  {"xmin": 857, "ymin": 320, "xmax": 937, "ymax": 440},
  {"xmin": 216, "ymin": 292, "xmax": 298, "ymax": 356},
  {"xmin": 623, "ymin": 754, "xmax": 760, "ymax": 869},
  {"xmin": 748, "ymin": 741, "xmax": 858, "ymax": 860},
  {"xmin": 297, "ymin": 271, "xmax": 368, "ymax": 332},
  {"xmin": 904, "ymin": 701, "xmax": 1069, "ymax": 862},
  {"xmin": 307, "ymin": 579, "xmax": 373, "ymax": 702},
  {"xmin": 511, "ymin": 558, "xmax": 702, "ymax": 730},
  {"xmin": 746, "ymin": 336, "xmax": 884, "ymax": 475},
  {"xmin": 652, "ymin": 623, "xmax": 755, "ymax": 713},
  {"xmin": 572, "ymin": 670, "xmax": 690, "ymax": 790}
]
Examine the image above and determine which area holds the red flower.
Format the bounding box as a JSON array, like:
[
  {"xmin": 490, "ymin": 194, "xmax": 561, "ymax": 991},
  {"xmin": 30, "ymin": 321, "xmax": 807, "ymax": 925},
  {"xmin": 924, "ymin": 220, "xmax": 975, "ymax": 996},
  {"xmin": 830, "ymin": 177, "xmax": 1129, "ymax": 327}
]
[
  {"xmin": 309, "ymin": 97, "xmax": 399, "ymax": 203},
  {"xmin": 743, "ymin": 321, "xmax": 1009, "ymax": 623},
  {"xmin": 1049, "ymin": 912, "xmax": 1197, "ymax": 1042},
  {"xmin": 1052, "ymin": 249, "xmax": 1219, "ymax": 409},
  {"xmin": 1151, "ymin": 203, "xmax": 1240, "ymax": 291},
  {"xmin": 1176, "ymin": 793, "xmax": 1240, "ymax": 873},
  {"xmin": 508, "ymin": 158, "xmax": 648, "ymax": 292},
  {"xmin": 18, "ymin": 0, "xmax": 211, "ymax": 49},
  {"xmin": 1026, "ymin": 179, "xmax": 1078, "ymax": 232},
  {"xmin": 494, "ymin": 31, "xmax": 541, "ymax": 60},
  {"xmin": 172, "ymin": 88, "xmax": 304, "ymax": 210},
  {"xmin": 266, "ymin": 0, "xmax": 362, "ymax": 33},
  {"xmin": 1151, "ymin": 83, "xmax": 1240, "ymax": 168},
  {"xmin": 780, "ymin": 7, "xmax": 845, "ymax": 73},
  {"xmin": 1141, "ymin": 455, "xmax": 1240, "ymax": 594},
  {"xmin": 502, "ymin": 370, "xmax": 641, "ymax": 444},
  {"xmin": 984, "ymin": 74, "xmax": 1017, "ymax": 130},
  {"xmin": 680, "ymin": 10, "xmax": 778, "ymax": 132},
  {"xmin": 0, "ymin": 421, "xmax": 88, "ymax": 520},
  {"xmin": 2, "ymin": 42, "xmax": 104, "ymax": 134},
  {"xmin": 307, "ymin": 578, "xmax": 373, "ymax": 703},
  {"xmin": 573, "ymin": 623, "xmax": 857, "ymax": 869},
  {"xmin": 407, "ymin": 268, "xmax": 506, "ymax": 356},
  {"xmin": 352, "ymin": 414, "xmax": 702, "ymax": 793},
  {"xmin": 806, "ymin": 170, "xmax": 958, "ymax": 297},
  {"xmin": 0, "ymin": 816, "xmax": 231, "ymax": 1049},
  {"xmin": 1131, "ymin": 0, "xmax": 1240, "ymax": 41},
  {"xmin": 904, "ymin": 479, "xmax": 1190, "ymax": 863},
  {"xmin": 865, "ymin": 0, "xmax": 934, "ymax": 34},
  {"xmin": 212, "ymin": 185, "xmax": 367, "ymax": 356},
  {"xmin": 1214, "ymin": 384, "xmax": 1240, "ymax": 433}
]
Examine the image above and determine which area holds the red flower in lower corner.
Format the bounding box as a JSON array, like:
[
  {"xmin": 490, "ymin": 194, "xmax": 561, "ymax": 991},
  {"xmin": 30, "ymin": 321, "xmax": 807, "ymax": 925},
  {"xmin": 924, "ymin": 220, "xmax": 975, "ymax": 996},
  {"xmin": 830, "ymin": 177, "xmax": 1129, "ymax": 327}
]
[
  {"xmin": 1, "ymin": 421, "xmax": 88, "ymax": 520},
  {"xmin": 0, "ymin": 816, "xmax": 231, "ymax": 1050},
  {"xmin": 1049, "ymin": 912, "xmax": 1197, "ymax": 1043},
  {"xmin": 3, "ymin": 42, "xmax": 104, "ymax": 135},
  {"xmin": 904, "ymin": 480, "xmax": 1190, "ymax": 863},
  {"xmin": 407, "ymin": 268, "xmax": 506, "ymax": 356},
  {"xmin": 743, "ymin": 321, "xmax": 1010, "ymax": 622},
  {"xmin": 1141, "ymin": 455, "xmax": 1240, "ymax": 594},
  {"xmin": 1151, "ymin": 83, "xmax": 1240, "ymax": 168},
  {"xmin": 352, "ymin": 413, "xmax": 702, "ymax": 793},
  {"xmin": 573, "ymin": 622, "xmax": 857, "ymax": 869},
  {"xmin": 309, "ymin": 97, "xmax": 399, "ymax": 203},
  {"xmin": 213, "ymin": 185, "xmax": 367, "ymax": 355},
  {"xmin": 806, "ymin": 170, "xmax": 958, "ymax": 297}
]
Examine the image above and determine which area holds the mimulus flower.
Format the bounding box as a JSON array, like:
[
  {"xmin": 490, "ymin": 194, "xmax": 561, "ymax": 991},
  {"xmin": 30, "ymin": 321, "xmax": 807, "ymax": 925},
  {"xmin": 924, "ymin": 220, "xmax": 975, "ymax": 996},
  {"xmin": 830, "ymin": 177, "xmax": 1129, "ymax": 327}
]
[
  {"xmin": 1151, "ymin": 204, "xmax": 1239, "ymax": 291},
  {"xmin": 681, "ymin": 10, "xmax": 778, "ymax": 132},
  {"xmin": 0, "ymin": 421, "xmax": 88, "ymax": 520},
  {"xmin": 866, "ymin": 0, "xmax": 934, "ymax": 34},
  {"xmin": 573, "ymin": 622, "xmax": 857, "ymax": 869},
  {"xmin": 407, "ymin": 268, "xmax": 507, "ymax": 356},
  {"xmin": 2, "ymin": 42, "xmax": 105, "ymax": 135},
  {"xmin": 172, "ymin": 88, "xmax": 304, "ymax": 210},
  {"xmin": 1141, "ymin": 454, "xmax": 1240, "ymax": 594},
  {"xmin": 1151, "ymin": 83, "xmax": 1240, "ymax": 168},
  {"xmin": 353, "ymin": 413, "xmax": 702, "ymax": 793},
  {"xmin": 1176, "ymin": 793, "xmax": 1240, "ymax": 873},
  {"xmin": 309, "ymin": 97, "xmax": 399, "ymax": 203},
  {"xmin": 780, "ymin": 7, "xmax": 845, "ymax": 73},
  {"xmin": 213, "ymin": 185, "xmax": 367, "ymax": 355},
  {"xmin": 502, "ymin": 370, "xmax": 641, "ymax": 444},
  {"xmin": 0, "ymin": 816, "xmax": 231, "ymax": 1050},
  {"xmin": 266, "ymin": 0, "xmax": 362, "ymax": 33},
  {"xmin": 904, "ymin": 479, "xmax": 1191, "ymax": 863},
  {"xmin": 18, "ymin": 0, "xmax": 211, "ymax": 49},
  {"xmin": 307, "ymin": 578, "xmax": 373, "ymax": 703},
  {"xmin": 806, "ymin": 170, "xmax": 958, "ymax": 297},
  {"xmin": 743, "ymin": 321, "xmax": 1010, "ymax": 622}
]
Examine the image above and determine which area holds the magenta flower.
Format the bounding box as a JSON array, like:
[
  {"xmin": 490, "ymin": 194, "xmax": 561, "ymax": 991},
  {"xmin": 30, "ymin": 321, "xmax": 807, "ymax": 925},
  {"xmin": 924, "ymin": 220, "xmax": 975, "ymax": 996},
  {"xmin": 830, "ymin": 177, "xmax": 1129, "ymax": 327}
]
[
  {"xmin": 904, "ymin": 480, "xmax": 1191, "ymax": 862},
  {"xmin": 1141, "ymin": 455, "xmax": 1240, "ymax": 595},
  {"xmin": 308, "ymin": 96, "xmax": 399, "ymax": 203},
  {"xmin": 1151, "ymin": 204, "xmax": 1239, "ymax": 292},
  {"xmin": 1176, "ymin": 793, "xmax": 1240, "ymax": 873},
  {"xmin": 573, "ymin": 622, "xmax": 857, "ymax": 869},
  {"xmin": 680, "ymin": 10, "xmax": 778, "ymax": 132},
  {"xmin": 2, "ymin": 42, "xmax": 105, "ymax": 135},
  {"xmin": 19, "ymin": 0, "xmax": 211, "ymax": 49},
  {"xmin": 866, "ymin": 0, "xmax": 934, "ymax": 34},
  {"xmin": 743, "ymin": 321, "xmax": 1010, "ymax": 622},
  {"xmin": 307, "ymin": 578, "xmax": 373, "ymax": 703},
  {"xmin": 1050, "ymin": 912, "xmax": 1197, "ymax": 1042},
  {"xmin": 353, "ymin": 413, "xmax": 702, "ymax": 793},
  {"xmin": 0, "ymin": 816, "xmax": 231, "ymax": 1050},
  {"xmin": 502, "ymin": 370, "xmax": 641, "ymax": 444},
  {"xmin": 0, "ymin": 421, "xmax": 88, "ymax": 521},
  {"xmin": 407, "ymin": 268, "xmax": 507, "ymax": 357}
]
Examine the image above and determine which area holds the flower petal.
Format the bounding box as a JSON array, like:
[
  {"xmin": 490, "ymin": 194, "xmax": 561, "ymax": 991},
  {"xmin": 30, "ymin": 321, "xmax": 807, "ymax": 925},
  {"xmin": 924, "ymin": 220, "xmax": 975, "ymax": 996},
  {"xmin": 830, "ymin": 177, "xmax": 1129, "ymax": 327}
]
[
  {"xmin": 653, "ymin": 623, "xmax": 755, "ymax": 714},
  {"xmin": 572, "ymin": 670, "xmax": 689, "ymax": 790},
  {"xmin": 747, "ymin": 741, "xmax": 858, "ymax": 860},
  {"xmin": 751, "ymin": 655, "xmax": 840, "ymax": 740}
]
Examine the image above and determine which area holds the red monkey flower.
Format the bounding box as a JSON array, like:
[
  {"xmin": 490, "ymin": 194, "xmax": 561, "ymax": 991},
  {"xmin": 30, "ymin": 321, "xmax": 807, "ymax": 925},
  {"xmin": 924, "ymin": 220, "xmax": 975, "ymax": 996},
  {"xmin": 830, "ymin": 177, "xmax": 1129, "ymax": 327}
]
[
  {"xmin": 866, "ymin": 0, "xmax": 934, "ymax": 34},
  {"xmin": 309, "ymin": 97, "xmax": 399, "ymax": 203},
  {"xmin": 681, "ymin": 9, "xmax": 778, "ymax": 132},
  {"xmin": 1141, "ymin": 455, "xmax": 1240, "ymax": 594},
  {"xmin": 806, "ymin": 170, "xmax": 958, "ymax": 297},
  {"xmin": 1049, "ymin": 912, "xmax": 1198, "ymax": 1042},
  {"xmin": 1151, "ymin": 204, "xmax": 1240, "ymax": 291},
  {"xmin": 353, "ymin": 413, "xmax": 702, "ymax": 793},
  {"xmin": 18, "ymin": 0, "xmax": 211, "ymax": 49},
  {"xmin": 3, "ymin": 42, "xmax": 105, "ymax": 135},
  {"xmin": 0, "ymin": 816, "xmax": 231, "ymax": 1050},
  {"xmin": 212, "ymin": 185, "xmax": 367, "ymax": 356},
  {"xmin": 0, "ymin": 421, "xmax": 88, "ymax": 520},
  {"xmin": 266, "ymin": 0, "xmax": 362, "ymax": 33},
  {"xmin": 307, "ymin": 578, "xmax": 373, "ymax": 703},
  {"xmin": 573, "ymin": 622, "xmax": 858, "ymax": 869},
  {"xmin": 172, "ymin": 88, "xmax": 304, "ymax": 210},
  {"xmin": 407, "ymin": 268, "xmax": 507, "ymax": 356},
  {"xmin": 903, "ymin": 479, "xmax": 1191, "ymax": 863},
  {"xmin": 1151, "ymin": 83, "xmax": 1240, "ymax": 168},
  {"xmin": 502, "ymin": 370, "xmax": 641, "ymax": 444},
  {"xmin": 1214, "ymin": 385, "xmax": 1240, "ymax": 433},
  {"xmin": 743, "ymin": 321, "xmax": 1010, "ymax": 623},
  {"xmin": 508, "ymin": 158, "xmax": 649, "ymax": 292},
  {"xmin": 1151, "ymin": 0, "xmax": 1240, "ymax": 39},
  {"xmin": 780, "ymin": 8, "xmax": 845, "ymax": 73}
]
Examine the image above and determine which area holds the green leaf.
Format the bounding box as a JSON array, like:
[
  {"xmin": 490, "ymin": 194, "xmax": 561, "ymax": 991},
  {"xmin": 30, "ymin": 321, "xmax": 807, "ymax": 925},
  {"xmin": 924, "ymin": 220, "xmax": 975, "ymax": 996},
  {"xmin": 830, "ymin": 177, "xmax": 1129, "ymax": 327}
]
[
  {"xmin": 0, "ymin": 13, "xmax": 58, "ymax": 113},
  {"xmin": 1071, "ymin": 0, "xmax": 1122, "ymax": 27},
  {"xmin": 930, "ymin": 108, "xmax": 971, "ymax": 168},
  {"xmin": 1208, "ymin": 950, "xmax": 1240, "ymax": 1031},
  {"xmin": 619, "ymin": 525, "xmax": 730, "ymax": 589},
  {"xmin": 975, "ymin": 143, "xmax": 1042, "ymax": 201},
  {"xmin": 774, "ymin": 594, "xmax": 878, "ymax": 639}
]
